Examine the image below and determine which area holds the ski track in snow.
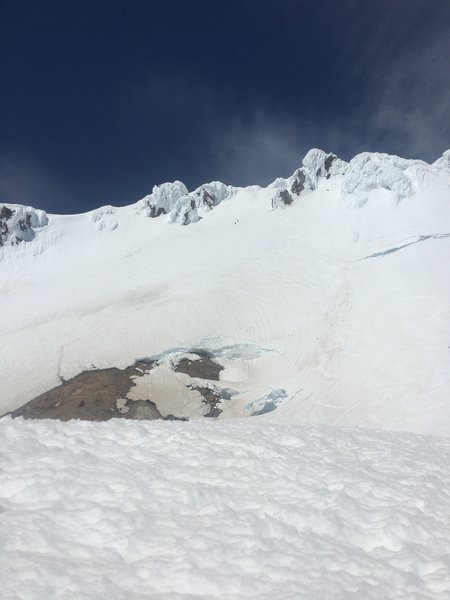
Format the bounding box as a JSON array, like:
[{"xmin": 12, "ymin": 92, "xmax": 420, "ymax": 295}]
[{"xmin": 1, "ymin": 417, "xmax": 450, "ymax": 600}]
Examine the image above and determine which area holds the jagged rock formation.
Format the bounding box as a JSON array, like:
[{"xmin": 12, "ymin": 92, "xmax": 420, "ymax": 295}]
[
  {"xmin": 0, "ymin": 204, "xmax": 48, "ymax": 247},
  {"xmin": 271, "ymin": 148, "xmax": 450, "ymax": 209},
  {"xmin": 172, "ymin": 352, "xmax": 224, "ymax": 380},
  {"xmin": 272, "ymin": 149, "xmax": 346, "ymax": 208},
  {"xmin": 136, "ymin": 180, "xmax": 238, "ymax": 225}
]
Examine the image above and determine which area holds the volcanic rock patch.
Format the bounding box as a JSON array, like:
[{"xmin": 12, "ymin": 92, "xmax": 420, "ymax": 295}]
[
  {"xmin": 6, "ymin": 359, "xmax": 189, "ymax": 422},
  {"xmin": 8, "ymin": 351, "xmax": 232, "ymax": 422},
  {"xmin": 7, "ymin": 346, "xmax": 282, "ymax": 422},
  {"xmin": 185, "ymin": 384, "xmax": 236, "ymax": 418},
  {"xmin": 173, "ymin": 351, "xmax": 224, "ymax": 380}
]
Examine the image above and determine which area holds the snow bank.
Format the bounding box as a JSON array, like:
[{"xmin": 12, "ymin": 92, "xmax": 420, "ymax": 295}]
[{"xmin": 1, "ymin": 417, "xmax": 449, "ymax": 599}]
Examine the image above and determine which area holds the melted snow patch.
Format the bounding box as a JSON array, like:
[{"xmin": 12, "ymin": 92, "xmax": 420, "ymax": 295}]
[{"xmin": 1, "ymin": 418, "xmax": 449, "ymax": 599}]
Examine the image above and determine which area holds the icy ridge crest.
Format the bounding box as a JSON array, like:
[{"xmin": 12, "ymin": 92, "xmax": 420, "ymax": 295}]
[
  {"xmin": 0, "ymin": 204, "xmax": 48, "ymax": 248},
  {"xmin": 342, "ymin": 152, "xmax": 450, "ymax": 206},
  {"xmin": 272, "ymin": 148, "xmax": 450, "ymax": 209},
  {"xmin": 64, "ymin": 147, "xmax": 450, "ymax": 231},
  {"xmin": 432, "ymin": 149, "xmax": 450, "ymax": 174},
  {"xmin": 271, "ymin": 149, "xmax": 347, "ymax": 208},
  {"xmin": 136, "ymin": 180, "xmax": 239, "ymax": 225},
  {"xmin": 2, "ymin": 149, "xmax": 449, "ymax": 241}
]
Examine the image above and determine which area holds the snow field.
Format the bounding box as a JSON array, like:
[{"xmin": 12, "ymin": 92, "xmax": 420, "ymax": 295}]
[
  {"xmin": 1, "ymin": 149, "xmax": 449, "ymax": 434},
  {"xmin": 1, "ymin": 417, "xmax": 449, "ymax": 599}
]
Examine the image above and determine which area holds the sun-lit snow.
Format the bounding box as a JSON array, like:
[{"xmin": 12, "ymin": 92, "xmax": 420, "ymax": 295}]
[
  {"xmin": 1, "ymin": 417, "xmax": 449, "ymax": 600},
  {"xmin": 0, "ymin": 203, "xmax": 48, "ymax": 246},
  {"xmin": 0, "ymin": 149, "xmax": 449, "ymax": 434}
]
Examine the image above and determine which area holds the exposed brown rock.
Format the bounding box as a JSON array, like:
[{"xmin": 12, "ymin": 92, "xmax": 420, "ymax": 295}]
[
  {"xmin": 187, "ymin": 385, "xmax": 223, "ymax": 418},
  {"xmin": 291, "ymin": 169, "xmax": 307, "ymax": 195},
  {"xmin": 8, "ymin": 350, "xmax": 228, "ymax": 422},
  {"xmin": 173, "ymin": 352, "xmax": 223, "ymax": 380},
  {"xmin": 9, "ymin": 360, "xmax": 157, "ymax": 422}
]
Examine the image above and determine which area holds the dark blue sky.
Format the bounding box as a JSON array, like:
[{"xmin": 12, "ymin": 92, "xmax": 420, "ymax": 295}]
[{"xmin": 1, "ymin": 0, "xmax": 449, "ymax": 213}]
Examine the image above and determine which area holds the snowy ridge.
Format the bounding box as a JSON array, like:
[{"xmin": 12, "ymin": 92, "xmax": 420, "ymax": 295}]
[
  {"xmin": 0, "ymin": 148, "xmax": 449, "ymax": 238},
  {"xmin": 136, "ymin": 149, "xmax": 348, "ymax": 220},
  {"xmin": 120, "ymin": 148, "xmax": 449, "ymax": 225},
  {"xmin": 1, "ymin": 417, "xmax": 449, "ymax": 599},
  {"xmin": 0, "ymin": 148, "xmax": 449, "ymax": 434}
]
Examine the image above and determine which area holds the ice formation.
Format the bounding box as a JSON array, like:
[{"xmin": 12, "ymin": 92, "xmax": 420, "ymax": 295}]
[
  {"xmin": 432, "ymin": 149, "xmax": 450, "ymax": 172},
  {"xmin": 136, "ymin": 180, "xmax": 238, "ymax": 225},
  {"xmin": 0, "ymin": 204, "xmax": 48, "ymax": 247}
]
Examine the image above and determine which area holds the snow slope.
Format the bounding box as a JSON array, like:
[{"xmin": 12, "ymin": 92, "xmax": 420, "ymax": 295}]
[
  {"xmin": 1, "ymin": 417, "xmax": 449, "ymax": 600},
  {"xmin": 1, "ymin": 149, "xmax": 449, "ymax": 434}
]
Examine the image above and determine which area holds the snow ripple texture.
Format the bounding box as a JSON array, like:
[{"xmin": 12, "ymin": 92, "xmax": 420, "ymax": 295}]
[{"xmin": 1, "ymin": 418, "xmax": 449, "ymax": 600}]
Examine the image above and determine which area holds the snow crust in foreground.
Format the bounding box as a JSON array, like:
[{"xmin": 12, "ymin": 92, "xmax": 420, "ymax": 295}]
[{"xmin": 1, "ymin": 418, "xmax": 449, "ymax": 599}]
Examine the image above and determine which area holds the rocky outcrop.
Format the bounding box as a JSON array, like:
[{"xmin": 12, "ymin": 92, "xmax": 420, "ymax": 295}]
[
  {"xmin": 8, "ymin": 350, "xmax": 232, "ymax": 422},
  {"xmin": 272, "ymin": 149, "xmax": 347, "ymax": 209},
  {"xmin": 172, "ymin": 351, "xmax": 224, "ymax": 380},
  {"xmin": 290, "ymin": 169, "xmax": 307, "ymax": 196},
  {"xmin": 137, "ymin": 181, "xmax": 237, "ymax": 225},
  {"xmin": 0, "ymin": 204, "xmax": 48, "ymax": 247},
  {"xmin": 7, "ymin": 358, "xmax": 186, "ymax": 422},
  {"xmin": 8, "ymin": 360, "xmax": 156, "ymax": 421},
  {"xmin": 138, "ymin": 181, "xmax": 199, "ymax": 225},
  {"xmin": 272, "ymin": 189, "xmax": 294, "ymax": 209},
  {"xmin": 271, "ymin": 147, "xmax": 450, "ymax": 211}
]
